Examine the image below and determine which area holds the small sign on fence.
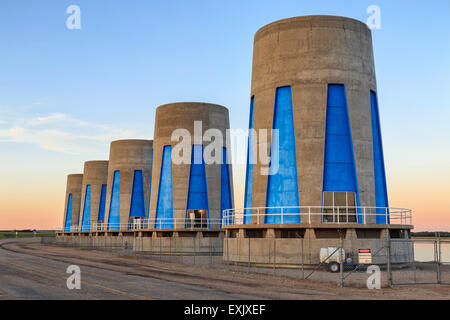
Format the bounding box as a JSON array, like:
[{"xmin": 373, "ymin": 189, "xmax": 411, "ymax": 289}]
[{"xmin": 358, "ymin": 249, "xmax": 372, "ymax": 264}]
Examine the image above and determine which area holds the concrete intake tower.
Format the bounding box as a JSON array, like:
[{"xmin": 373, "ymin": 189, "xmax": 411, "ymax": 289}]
[{"xmin": 222, "ymin": 15, "xmax": 413, "ymax": 266}]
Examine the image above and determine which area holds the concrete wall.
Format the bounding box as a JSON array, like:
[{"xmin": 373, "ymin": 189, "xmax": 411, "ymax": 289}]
[
  {"xmin": 134, "ymin": 236, "xmax": 223, "ymax": 255},
  {"xmin": 51, "ymin": 235, "xmax": 134, "ymax": 250},
  {"xmin": 223, "ymin": 229, "xmax": 413, "ymax": 265},
  {"xmin": 79, "ymin": 161, "xmax": 108, "ymax": 229},
  {"xmin": 63, "ymin": 174, "xmax": 83, "ymax": 230},
  {"xmin": 51, "ymin": 235, "xmax": 223, "ymax": 254},
  {"xmin": 104, "ymin": 139, "xmax": 153, "ymax": 227},
  {"xmin": 249, "ymin": 16, "xmax": 378, "ymax": 223},
  {"xmin": 148, "ymin": 102, "xmax": 233, "ymax": 228},
  {"xmin": 223, "ymin": 238, "xmax": 413, "ymax": 265}
]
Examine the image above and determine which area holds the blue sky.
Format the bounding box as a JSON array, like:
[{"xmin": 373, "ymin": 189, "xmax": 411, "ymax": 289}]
[{"xmin": 0, "ymin": 0, "xmax": 449, "ymax": 229}]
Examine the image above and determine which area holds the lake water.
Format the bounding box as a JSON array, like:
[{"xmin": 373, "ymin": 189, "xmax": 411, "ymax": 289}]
[{"xmin": 413, "ymin": 240, "xmax": 450, "ymax": 263}]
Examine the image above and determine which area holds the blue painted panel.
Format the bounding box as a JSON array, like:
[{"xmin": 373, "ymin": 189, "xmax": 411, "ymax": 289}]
[
  {"xmin": 108, "ymin": 171, "xmax": 120, "ymax": 230},
  {"xmin": 186, "ymin": 145, "xmax": 209, "ymax": 214},
  {"xmin": 324, "ymin": 135, "xmax": 354, "ymax": 163},
  {"xmin": 129, "ymin": 170, "xmax": 145, "ymax": 218},
  {"xmin": 323, "ymin": 163, "xmax": 358, "ymax": 191},
  {"xmin": 243, "ymin": 97, "xmax": 254, "ymax": 224},
  {"xmin": 97, "ymin": 184, "xmax": 107, "ymax": 222},
  {"xmin": 221, "ymin": 147, "xmax": 232, "ymax": 225},
  {"xmin": 371, "ymin": 91, "xmax": 389, "ymax": 224},
  {"xmin": 64, "ymin": 193, "xmax": 73, "ymax": 232},
  {"xmin": 81, "ymin": 185, "xmax": 91, "ymax": 231},
  {"xmin": 327, "ymin": 85, "xmax": 347, "ymax": 107},
  {"xmin": 326, "ymin": 106, "xmax": 350, "ymax": 135},
  {"xmin": 265, "ymin": 86, "xmax": 300, "ymax": 223},
  {"xmin": 323, "ymin": 84, "xmax": 361, "ymax": 222},
  {"xmin": 155, "ymin": 146, "xmax": 173, "ymax": 229}
]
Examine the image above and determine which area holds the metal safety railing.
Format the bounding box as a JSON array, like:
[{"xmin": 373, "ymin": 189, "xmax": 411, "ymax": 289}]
[
  {"xmin": 60, "ymin": 206, "xmax": 411, "ymax": 233},
  {"xmin": 221, "ymin": 206, "xmax": 412, "ymax": 226},
  {"xmin": 62, "ymin": 217, "xmax": 224, "ymax": 233}
]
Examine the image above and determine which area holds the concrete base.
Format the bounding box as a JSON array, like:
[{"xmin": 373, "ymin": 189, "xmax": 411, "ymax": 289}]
[
  {"xmin": 54, "ymin": 224, "xmax": 413, "ymax": 266},
  {"xmin": 54, "ymin": 230, "xmax": 224, "ymax": 255},
  {"xmin": 134, "ymin": 236, "xmax": 223, "ymax": 255},
  {"xmin": 223, "ymin": 224, "xmax": 414, "ymax": 266},
  {"xmin": 52, "ymin": 235, "xmax": 134, "ymax": 250}
]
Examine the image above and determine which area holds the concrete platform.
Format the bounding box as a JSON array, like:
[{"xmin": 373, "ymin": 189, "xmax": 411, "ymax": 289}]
[
  {"xmin": 222, "ymin": 224, "xmax": 414, "ymax": 266},
  {"xmin": 55, "ymin": 229, "xmax": 224, "ymax": 255}
]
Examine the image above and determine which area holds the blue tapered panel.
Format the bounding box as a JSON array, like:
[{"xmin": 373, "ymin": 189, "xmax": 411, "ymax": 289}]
[
  {"xmin": 265, "ymin": 86, "xmax": 300, "ymax": 223},
  {"xmin": 155, "ymin": 146, "xmax": 173, "ymax": 229},
  {"xmin": 64, "ymin": 193, "xmax": 73, "ymax": 232},
  {"xmin": 371, "ymin": 91, "xmax": 389, "ymax": 224},
  {"xmin": 221, "ymin": 147, "xmax": 232, "ymax": 225},
  {"xmin": 186, "ymin": 145, "xmax": 209, "ymax": 218},
  {"xmin": 81, "ymin": 185, "xmax": 91, "ymax": 231},
  {"xmin": 97, "ymin": 184, "xmax": 107, "ymax": 222},
  {"xmin": 129, "ymin": 170, "xmax": 145, "ymax": 218},
  {"xmin": 108, "ymin": 171, "xmax": 120, "ymax": 230},
  {"xmin": 243, "ymin": 97, "xmax": 254, "ymax": 224},
  {"xmin": 323, "ymin": 84, "xmax": 361, "ymax": 221},
  {"xmin": 323, "ymin": 84, "xmax": 358, "ymax": 191}
]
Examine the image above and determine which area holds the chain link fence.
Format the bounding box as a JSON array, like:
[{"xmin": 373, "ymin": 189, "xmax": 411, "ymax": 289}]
[
  {"xmin": 391, "ymin": 236, "xmax": 450, "ymax": 285},
  {"xmin": 42, "ymin": 233, "xmax": 450, "ymax": 288}
]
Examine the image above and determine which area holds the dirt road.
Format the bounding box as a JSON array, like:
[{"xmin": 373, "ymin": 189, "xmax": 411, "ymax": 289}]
[{"xmin": 0, "ymin": 238, "xmax": 448, "ymax": 300}]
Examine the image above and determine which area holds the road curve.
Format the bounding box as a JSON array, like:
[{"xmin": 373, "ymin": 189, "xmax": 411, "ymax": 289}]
[
  {"xmin": 0, "ymin": 238, "xmax": 258, "ymax": 299},
  {"xmin": 0, "ymin": 238, "xmax": 448, "ymax": 300}
]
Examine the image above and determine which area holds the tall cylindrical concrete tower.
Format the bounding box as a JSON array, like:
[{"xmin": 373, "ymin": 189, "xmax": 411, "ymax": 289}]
[
  {"xmin": 149, "ymin": 102, "xmax": 233, "ymax": 229},
  {"xmin": 63, "ymin": 174, "xmax": 83, "ymax": 232},
  {"xmin": 104, "ymin": 139, "xmax": 153, "ymax": 230},
  {"xmin": 79, "ymin": 160, "xmax": 109, "ymax": 232},
  {"xmin": 244, "ymin": 16, "xmax": 389, "ymax": 224}
]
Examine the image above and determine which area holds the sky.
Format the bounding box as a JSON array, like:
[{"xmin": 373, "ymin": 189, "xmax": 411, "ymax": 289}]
[{"xmin": 0, "ymin": 0, "xmax": 449, "ymax": 231}]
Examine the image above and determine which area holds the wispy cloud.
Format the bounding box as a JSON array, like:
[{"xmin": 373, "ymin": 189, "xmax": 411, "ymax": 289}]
[{"xmin": 0, "ymin": 112, "xmax": 146, "ymax": 155}]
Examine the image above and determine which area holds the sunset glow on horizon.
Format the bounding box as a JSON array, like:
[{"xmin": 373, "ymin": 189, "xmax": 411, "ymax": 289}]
[
  {"xmin": 0, "ymin": 151, "xmax": 448, "ymax": 232},
  {"xmin": 0, "ymin": 1, "xmax": 449, "ymax": 232}
]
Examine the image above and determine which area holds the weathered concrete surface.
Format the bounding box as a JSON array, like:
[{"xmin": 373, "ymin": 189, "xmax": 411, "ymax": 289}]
[
  {"xmin": 62, "ymin": 174, "xmax": 83, "ymax": 230},
  {"xmin": 52, "ymin": 235, "xmax": 135, "ymax": 250},
  {"xmin": 250, "ymin": 16, "xmax": 378, "ymax": 222},
  {"xmin": 223, "ymin": 224, "xmax": 414, "ymax": 265},
  {"xmin": 79, "ymin": 160, "xmax": 108, "ymax": 228},
  {"xmin": 149, "ymin": 102, "xmax": 233, "ymax": 228},
  {"xmin": 223, "ymin": 236, "xmax": 413, "ymax": 266},
  {"xmin": 133, "ymin": 235, "xmax": 223, "ymax": 255},
  {"xmin": 104, "ymin": 139, "xmax": 153, "ymax": 227},
  {"xmin": 53, "ymin": 233, "xmax": 224, "ymax": 255}
]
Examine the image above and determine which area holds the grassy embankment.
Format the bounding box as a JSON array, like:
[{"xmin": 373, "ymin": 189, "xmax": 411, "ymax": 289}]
[
  {"xmin": 411, "ymin": 232, "xmax": 450, "ymax": 238},
  {"xmin": 0, "ymin": 230, "xmax": 56, "ymax": 239}
]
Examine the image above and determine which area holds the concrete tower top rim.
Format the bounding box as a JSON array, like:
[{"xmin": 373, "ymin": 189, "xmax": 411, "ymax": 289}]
[
  {"xmin": 157, "ymin": 102, "xmax": 228, "ymax": 112},
  {"xmin": 110, "ymin": 139, "xmax": 153, "ymax": 146},
  {"xmin": 67, "ymin": 173, "xmax": 83, "ymax": 178},
  {"xmin": 84, "ymin": 160, "xmax": 108, "ymax": 165},
  {"xmin": 255, "ymin": 15, "xmax": 370, "ymax": 40}
]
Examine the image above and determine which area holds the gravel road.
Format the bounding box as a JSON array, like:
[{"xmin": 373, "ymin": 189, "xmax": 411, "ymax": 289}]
[{"xmin": 0, "ymin": 238, "xmax": 448, "ymax": 300}]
